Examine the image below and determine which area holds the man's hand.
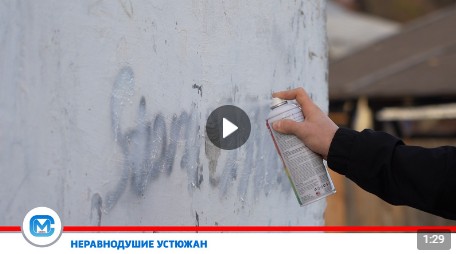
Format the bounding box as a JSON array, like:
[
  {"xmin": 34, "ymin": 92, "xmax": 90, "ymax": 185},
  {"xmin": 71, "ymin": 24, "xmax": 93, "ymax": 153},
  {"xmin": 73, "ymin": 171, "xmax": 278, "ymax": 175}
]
[{"xmin": 272, "ymin": 87, "xmax": 338, "ymax": 159}]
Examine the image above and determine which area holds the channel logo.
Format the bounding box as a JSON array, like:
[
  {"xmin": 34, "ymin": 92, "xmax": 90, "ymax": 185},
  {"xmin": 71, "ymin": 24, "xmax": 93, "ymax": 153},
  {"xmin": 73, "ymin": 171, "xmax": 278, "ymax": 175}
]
[
  {"xmin": 30, "ymin": 215, "xmax": 55, "ymax": 237},
  {"xmin": 22, "ymin": 207, "xmax": 62, "ymax": 247}
]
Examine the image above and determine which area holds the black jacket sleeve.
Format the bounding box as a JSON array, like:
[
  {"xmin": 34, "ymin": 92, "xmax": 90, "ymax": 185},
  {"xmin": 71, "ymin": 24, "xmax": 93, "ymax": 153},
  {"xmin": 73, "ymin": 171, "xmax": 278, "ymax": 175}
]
[{"xmin": 327, "ymin": 127, "xmax": 456, "ymax": 220}]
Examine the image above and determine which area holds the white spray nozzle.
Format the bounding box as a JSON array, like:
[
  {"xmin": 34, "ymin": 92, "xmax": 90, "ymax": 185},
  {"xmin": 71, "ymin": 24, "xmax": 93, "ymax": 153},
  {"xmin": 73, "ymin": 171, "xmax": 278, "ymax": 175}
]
[{"xmin": 271, "ymin": 97, "xmax": 287, "ymax": 109}]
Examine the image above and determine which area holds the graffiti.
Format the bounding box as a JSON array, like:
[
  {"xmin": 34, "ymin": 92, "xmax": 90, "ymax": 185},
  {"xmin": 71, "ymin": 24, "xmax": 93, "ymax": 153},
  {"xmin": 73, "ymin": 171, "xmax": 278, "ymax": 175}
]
[
  {"xmin": 95, "ymin": 66, "xmax": 287, "ymax": 223},
  {"xmin": 100, "ymin": 67, "xmax": 202, "ymax": 213}
]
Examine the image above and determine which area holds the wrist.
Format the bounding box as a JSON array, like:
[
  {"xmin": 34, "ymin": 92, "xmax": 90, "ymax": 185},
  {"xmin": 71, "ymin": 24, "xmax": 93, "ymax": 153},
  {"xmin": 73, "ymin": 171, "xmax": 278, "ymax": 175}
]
[{"xmin": 327, "ymin": 128, "xmax": 358, "ymax": 175}]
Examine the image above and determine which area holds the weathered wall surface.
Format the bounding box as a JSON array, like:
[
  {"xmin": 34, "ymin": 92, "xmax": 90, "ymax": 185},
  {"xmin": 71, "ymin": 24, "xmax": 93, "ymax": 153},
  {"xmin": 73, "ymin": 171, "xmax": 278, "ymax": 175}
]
[{"xmin": 0, "ymin": 0, "xmax": 328, "ymax": 226}]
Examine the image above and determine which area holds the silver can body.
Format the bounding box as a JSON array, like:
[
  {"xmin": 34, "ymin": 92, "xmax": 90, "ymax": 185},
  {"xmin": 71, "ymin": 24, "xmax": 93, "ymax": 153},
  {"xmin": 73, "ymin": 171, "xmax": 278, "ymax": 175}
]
[{"xmin": 266, "ymin": 101, "xmax": 336, "ymax": 206}]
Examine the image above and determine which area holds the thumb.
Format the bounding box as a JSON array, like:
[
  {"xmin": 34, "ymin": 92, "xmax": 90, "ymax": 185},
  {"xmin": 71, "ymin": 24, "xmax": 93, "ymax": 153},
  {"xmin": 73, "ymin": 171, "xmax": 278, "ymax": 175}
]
[{"xmin": 272, "ymin": 119, "xmax": 301, "ymax": 135}]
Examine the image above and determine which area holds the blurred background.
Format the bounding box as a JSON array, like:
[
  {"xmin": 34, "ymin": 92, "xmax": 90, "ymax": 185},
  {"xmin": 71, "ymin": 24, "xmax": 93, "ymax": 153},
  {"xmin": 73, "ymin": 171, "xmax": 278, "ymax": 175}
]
[{"xmin": 325, "ymin": 0, "xmax": 456, "ymax": 225}]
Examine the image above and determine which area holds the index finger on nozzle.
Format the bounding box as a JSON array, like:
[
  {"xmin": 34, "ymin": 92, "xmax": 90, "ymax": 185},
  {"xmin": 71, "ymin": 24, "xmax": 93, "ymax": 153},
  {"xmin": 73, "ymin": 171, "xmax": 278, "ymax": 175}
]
[{"xmin": 272, "ymin": 88, "xmax": 315, "ymax": 111}]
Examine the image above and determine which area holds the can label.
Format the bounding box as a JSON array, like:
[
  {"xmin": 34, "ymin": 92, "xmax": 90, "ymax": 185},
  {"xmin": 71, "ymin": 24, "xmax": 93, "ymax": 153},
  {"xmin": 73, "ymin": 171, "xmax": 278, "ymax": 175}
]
[{"xmin": 266, "ymin": 104, "xmax": 335, "ymax": 206}]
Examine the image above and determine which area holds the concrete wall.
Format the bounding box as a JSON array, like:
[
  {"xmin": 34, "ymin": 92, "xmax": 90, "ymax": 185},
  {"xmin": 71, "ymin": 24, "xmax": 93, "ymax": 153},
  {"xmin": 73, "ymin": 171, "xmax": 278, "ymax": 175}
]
[{"xmin": 0, "ymin": 0, "xmax": 328, "ymax": 226}]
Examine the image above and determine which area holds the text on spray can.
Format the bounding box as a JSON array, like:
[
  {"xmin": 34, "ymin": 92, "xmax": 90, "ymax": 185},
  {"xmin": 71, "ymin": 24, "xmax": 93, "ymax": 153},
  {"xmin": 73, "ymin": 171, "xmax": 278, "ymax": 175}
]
[{"xmin": 266, "ymin": 97, "xmax": 336, "ymax": 206}]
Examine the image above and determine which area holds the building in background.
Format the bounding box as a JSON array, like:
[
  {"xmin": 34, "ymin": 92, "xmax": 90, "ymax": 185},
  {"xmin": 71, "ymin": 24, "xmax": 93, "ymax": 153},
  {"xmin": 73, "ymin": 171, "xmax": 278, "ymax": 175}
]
[
  {"xmin": 327, "ymin": 1, "xmax": 400, "ymax": 60},
  {"xmin": 326, "ymin": 1, "xmax": 456, "ymax": 225}
]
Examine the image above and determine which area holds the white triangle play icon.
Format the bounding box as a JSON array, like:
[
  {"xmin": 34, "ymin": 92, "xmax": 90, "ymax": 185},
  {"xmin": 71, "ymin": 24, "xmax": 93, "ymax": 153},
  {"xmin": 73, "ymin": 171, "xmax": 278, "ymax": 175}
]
[{"xmin": 223, "ymin": 118, "xmax": 238, "ymax": 138}]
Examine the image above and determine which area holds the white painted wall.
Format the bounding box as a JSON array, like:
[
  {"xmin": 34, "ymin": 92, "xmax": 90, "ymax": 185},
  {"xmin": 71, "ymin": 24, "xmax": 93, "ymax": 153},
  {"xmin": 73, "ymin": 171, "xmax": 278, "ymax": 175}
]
[{"xmin": 0, "ymin": 0, "xmax": 328, "ymax": 226}]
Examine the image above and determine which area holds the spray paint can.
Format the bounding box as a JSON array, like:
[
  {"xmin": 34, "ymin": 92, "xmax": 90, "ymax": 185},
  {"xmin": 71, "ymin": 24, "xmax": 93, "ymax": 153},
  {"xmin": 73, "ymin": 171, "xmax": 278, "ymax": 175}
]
[{"xmin": 266, "ymin": 97, "xmax": 336, "ymax": 206}]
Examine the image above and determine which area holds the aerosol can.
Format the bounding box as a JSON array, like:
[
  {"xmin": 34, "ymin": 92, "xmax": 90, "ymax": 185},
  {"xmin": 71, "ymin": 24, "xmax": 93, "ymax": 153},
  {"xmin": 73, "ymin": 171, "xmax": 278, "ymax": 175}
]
[{"xmin": 266, "ymin": 97, "xmax": 336, "ymax": 206}]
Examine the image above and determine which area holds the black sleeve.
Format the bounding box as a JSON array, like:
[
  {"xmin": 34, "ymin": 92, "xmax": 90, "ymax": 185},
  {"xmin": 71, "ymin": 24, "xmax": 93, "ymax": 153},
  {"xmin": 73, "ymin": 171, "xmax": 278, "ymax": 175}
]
[{"xmin": 327, "ymin": 127, "xmax": 456, "ymax": 220}]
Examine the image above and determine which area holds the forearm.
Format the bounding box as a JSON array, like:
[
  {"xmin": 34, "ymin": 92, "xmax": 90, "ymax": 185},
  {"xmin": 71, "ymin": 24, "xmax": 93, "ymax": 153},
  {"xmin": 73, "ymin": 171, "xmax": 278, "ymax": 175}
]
[{"xmin": 327, "ymin": 128, "xmax": 456, "ymax": 220}]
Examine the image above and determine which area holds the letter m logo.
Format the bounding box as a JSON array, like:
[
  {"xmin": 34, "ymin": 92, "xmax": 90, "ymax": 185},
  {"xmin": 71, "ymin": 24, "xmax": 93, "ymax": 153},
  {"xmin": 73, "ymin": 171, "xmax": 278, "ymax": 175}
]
[{"xmin": 30, "ymin": 215, "xmax": 55, "ymax": 237}]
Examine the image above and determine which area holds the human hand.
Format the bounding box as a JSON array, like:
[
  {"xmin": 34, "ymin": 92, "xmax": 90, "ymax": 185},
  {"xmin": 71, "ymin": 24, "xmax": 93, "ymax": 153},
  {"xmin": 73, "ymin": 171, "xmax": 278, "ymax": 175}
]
[{"xmin": 272, "ymin": 88, "xmax": 338, "ymax": 160}]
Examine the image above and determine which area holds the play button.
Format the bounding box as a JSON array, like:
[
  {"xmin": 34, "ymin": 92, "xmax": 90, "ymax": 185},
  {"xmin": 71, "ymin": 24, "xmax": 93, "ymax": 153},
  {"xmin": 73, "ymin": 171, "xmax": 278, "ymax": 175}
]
[
  {"xmin": 222, "ymin": 118, "xmax": 238, "ymax": 138},
  {"xmin": 206, "ymin": 105, "xmax": 251, "ymax": 150}
]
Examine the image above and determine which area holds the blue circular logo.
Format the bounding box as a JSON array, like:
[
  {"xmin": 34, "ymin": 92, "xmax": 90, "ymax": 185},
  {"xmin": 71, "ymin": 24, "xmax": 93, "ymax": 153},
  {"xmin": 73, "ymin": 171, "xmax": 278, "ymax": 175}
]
[{"xmin": 22, "ymin": 207, "xmax": 62, "ymax": 247}]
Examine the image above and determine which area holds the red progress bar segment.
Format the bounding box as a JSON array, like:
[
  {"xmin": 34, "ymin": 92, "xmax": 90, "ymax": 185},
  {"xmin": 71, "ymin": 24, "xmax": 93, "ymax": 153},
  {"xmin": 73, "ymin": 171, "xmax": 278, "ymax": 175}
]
[
  {"xmin": 1, "ymin": 226, "xmax": 456, "ymax": 232},
  {"xmin": 62, "ymin": 226, "xmax": 456, "ymax": 232},
  {"xmin": 0, "ymin": 226, "xmax": 21, "ymax": 232}
]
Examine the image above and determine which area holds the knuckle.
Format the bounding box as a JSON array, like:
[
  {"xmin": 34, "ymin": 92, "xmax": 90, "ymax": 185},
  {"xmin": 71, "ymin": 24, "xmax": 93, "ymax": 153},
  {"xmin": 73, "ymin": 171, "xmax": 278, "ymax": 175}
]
[{"xmin": 296, "ymin": 87, "xmax": 305, "ymax": 96}]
